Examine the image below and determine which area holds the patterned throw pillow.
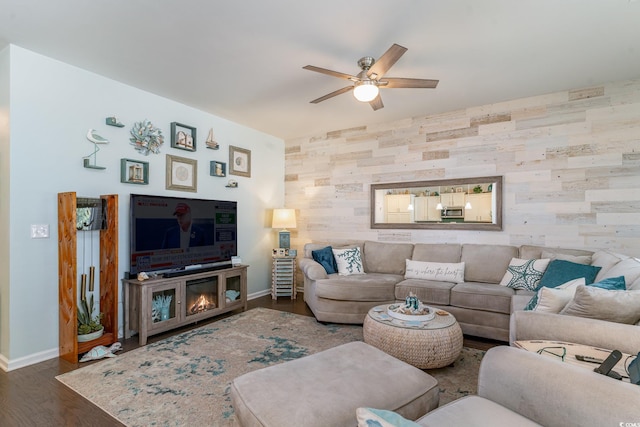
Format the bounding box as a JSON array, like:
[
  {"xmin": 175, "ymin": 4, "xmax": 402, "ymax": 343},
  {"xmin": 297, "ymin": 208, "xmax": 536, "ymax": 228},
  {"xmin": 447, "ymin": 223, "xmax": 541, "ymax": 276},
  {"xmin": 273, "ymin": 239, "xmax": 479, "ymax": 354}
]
[
  {"xmin": 332, "ymin": 247, "xmax": 365, "ymax": 276},
  {"xmin": 405, "ymin": 259, "xmax": 465, "ymax": 283},
  {"xmin": 356, "ymin": 408, "xmax": 421, "ymax": 427},
  {"xmin": 499, "ymin": 258, "xmax": 551, "ymax": 291}
]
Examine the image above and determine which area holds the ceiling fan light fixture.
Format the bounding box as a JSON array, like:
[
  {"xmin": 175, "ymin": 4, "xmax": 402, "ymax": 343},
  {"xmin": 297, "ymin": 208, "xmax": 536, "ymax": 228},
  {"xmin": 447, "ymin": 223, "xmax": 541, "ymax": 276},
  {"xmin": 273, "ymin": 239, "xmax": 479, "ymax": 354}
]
[{"xmin": 353, "ymin": 80, "xmax": 379, "ymax": 102}]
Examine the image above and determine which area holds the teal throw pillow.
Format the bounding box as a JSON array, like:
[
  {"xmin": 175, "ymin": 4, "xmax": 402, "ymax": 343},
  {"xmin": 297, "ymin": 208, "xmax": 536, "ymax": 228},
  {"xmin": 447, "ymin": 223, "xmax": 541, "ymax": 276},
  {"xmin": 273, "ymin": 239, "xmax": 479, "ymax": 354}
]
[
  {"xmin": 589, "ymin": 275, "xmax": 626, "ymax": 290},
  {"xmin": 537, "ymin": 260, "xmax": 601, "ymax": 289},
  {"xmin": 356, "ymin": 407, "xmax": 421, "ymax": 427},
  {"xmin": 312, "ymin": 246, "xmax": 337, "ymax": 274}
]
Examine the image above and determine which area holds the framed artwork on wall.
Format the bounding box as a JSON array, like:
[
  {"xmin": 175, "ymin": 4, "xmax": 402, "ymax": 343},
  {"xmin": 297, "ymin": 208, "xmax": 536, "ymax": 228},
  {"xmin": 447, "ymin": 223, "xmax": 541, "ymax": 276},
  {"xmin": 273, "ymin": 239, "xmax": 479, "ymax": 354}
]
[
  {"xmin": 210, "ymin": 161, "xmax": 226, "ymax": 177},
  {"xmin": 170, "ymin": 122, "xmax": 197, "ymax": 152},
  {"xmin": 166, "ymin": 154, "xmax": 197, "ymax": 192},
  {"xmin": 229, "ymin": 145, "xmax": 251, "ymax": 177},
  {"xmin": 120, "ymin": 158, "xmax": 149, "ymax": 184}
]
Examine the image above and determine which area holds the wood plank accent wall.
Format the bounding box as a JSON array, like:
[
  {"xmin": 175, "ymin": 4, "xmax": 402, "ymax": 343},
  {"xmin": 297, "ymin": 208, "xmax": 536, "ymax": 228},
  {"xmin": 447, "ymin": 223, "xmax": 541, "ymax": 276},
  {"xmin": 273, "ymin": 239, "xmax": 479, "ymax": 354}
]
[{"xmin": 284, "ymin": 78, "xmax": 640, "ymax": 257}]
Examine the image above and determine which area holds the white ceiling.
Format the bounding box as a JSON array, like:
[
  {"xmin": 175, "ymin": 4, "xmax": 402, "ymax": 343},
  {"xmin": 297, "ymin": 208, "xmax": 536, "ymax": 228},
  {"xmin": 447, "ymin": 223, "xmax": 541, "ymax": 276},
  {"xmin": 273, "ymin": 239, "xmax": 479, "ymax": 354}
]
[{"xmin": 1, "ymin": 0, "xmax": 640, "ymax": 140}]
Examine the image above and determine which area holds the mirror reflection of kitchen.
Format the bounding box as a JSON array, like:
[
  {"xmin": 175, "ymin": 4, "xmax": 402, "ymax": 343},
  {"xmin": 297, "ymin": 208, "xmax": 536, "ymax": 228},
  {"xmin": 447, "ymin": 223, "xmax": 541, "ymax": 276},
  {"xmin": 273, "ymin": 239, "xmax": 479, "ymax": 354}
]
[{"xmin": 372, "ymin": 178, "xmax": 499, "ymax": 226}]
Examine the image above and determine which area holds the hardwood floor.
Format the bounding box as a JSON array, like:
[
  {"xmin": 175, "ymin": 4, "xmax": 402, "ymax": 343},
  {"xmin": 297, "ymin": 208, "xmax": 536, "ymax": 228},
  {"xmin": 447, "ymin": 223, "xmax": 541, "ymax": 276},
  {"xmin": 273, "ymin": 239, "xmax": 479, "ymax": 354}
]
[{"xmin": 0, "ymin": 295, "xmax": 502, "ymax": 426}]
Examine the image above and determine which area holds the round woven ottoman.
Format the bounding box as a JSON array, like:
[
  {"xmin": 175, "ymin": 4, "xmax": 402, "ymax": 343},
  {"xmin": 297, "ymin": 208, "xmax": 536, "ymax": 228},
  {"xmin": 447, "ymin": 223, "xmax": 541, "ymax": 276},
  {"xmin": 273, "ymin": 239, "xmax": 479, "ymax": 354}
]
[{"xmin": 363, "ymin": 304, "xmax": 463, "ymax": 369}]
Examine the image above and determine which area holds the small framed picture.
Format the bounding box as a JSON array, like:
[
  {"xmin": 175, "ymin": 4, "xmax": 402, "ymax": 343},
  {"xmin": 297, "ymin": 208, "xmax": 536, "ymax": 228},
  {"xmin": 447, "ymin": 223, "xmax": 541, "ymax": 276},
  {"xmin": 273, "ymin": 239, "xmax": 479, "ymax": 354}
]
[
  {"xmin": 166, "ymin": 154, "xmax": 197, "ymax": 192},
  {"xmin": 120, "ymin": 158, "xmax": 149, "ymax": 185},
  {"xmin": 456, "ymin": 187, "xmax": 463, "ymax": 193},
  {"xmin": 170, "ymin": 122, "xmax": 197, "ymax": 152},
  {"xmin": 229, "ymin": 145, "xmax": 251, "ymax": 178},
  {"xmin": 210, "ymin": 161, "xmax": 226, "ymax": 177}
]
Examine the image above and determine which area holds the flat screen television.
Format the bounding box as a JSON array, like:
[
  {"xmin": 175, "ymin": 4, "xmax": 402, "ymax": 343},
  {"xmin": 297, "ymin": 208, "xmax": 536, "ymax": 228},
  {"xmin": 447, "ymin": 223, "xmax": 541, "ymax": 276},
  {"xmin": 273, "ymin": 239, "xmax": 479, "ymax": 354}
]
[{"xmin": 128, "ymin": 194, "xmax": 237, "ymax": 277}]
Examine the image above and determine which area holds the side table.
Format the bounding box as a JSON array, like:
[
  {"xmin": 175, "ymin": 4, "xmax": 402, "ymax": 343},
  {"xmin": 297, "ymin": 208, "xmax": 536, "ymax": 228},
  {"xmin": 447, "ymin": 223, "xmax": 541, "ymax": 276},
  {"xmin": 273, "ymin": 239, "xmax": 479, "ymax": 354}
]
[{"xmin": 272, "ymin": 255, "xmax": 297, "ymax": 300}]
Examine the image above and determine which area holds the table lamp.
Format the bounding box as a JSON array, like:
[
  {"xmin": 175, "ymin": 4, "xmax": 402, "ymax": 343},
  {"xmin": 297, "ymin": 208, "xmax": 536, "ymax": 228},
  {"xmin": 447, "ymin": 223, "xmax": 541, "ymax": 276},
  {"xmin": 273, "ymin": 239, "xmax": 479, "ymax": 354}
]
[{"xmin": 272, "ymin": 208, "xmax": 296, "ymax": 249}]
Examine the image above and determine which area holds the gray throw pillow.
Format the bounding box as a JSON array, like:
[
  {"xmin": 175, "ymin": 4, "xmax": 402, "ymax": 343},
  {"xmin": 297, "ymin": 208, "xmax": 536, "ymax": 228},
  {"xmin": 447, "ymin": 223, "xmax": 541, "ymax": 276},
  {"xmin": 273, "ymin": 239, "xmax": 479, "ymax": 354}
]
[{"xmin": 560, "ymin": 285, "xmax": 640, "ymax": 324}]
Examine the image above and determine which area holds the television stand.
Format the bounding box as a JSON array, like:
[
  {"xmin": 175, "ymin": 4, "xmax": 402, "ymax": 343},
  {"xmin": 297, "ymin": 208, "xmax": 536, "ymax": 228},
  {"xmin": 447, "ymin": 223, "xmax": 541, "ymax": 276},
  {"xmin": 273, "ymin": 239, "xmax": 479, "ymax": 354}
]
[{"xmin": 122, "ymin": 264, "xmax": 248, "ymax": 345}]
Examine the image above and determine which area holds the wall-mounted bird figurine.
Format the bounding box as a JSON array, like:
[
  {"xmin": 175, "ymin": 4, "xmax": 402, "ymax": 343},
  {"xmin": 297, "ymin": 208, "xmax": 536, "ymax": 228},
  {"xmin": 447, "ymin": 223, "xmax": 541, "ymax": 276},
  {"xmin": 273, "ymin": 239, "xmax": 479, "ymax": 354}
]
[{"xmin": 84, "ymin": 129, "xmax": 109, "ymax": 169}]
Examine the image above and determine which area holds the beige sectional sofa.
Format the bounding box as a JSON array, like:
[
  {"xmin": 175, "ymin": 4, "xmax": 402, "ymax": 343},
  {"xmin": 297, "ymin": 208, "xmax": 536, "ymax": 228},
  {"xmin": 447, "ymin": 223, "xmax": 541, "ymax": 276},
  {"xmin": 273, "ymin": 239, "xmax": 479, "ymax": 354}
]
[{"xmin": 300, "ymin": 240, "xmax": 639, "ymax": 341}]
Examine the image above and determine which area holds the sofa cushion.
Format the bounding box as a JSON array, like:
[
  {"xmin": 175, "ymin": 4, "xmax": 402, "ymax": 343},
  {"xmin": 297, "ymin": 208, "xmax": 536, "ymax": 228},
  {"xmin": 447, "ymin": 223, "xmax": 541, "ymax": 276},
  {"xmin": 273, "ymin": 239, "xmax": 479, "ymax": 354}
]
[
  {"xmin": 395, "ymin": 279, "xmax": 457, "ymax": 305},
  {"xmin": 461, "ymin": 244, "xmax": 518, "ymax": 284},
  {"xmin": 591, "ymin": 250, "xmax": 629, "ymax": 281},
  {"xmin": 560, "ymin": 285, "xmax": 640, "ymax": 324},
  {"xmin": 519, "ymin": 244, "xmax": 592, "ymax": 261},
  {"xmin": 405, "ymin": 260, "xmax": 465, "ymax": 283},
  {"xmin": 499, "ymin": 258, "xmax": 550, "ymax": 291},
  {"xmin": 412, "ymin": 243, "xmax": 461, "ymax": 263},
  {"xmin": 315, "ymin": 274, "xmax": 399, "ymax": 301},
  {"xmin": 450, "ymin": 282, "xmax": 515, "ymax": 314},
  {"xmin": 311, "ymin": 246, "xmax": 337, "ymax": 274},
  {"xmin": 541, "ymin": 251, "xmax": 592, "ymax": 265},
  {"xmin": 537, "ymin": 259, "xmax": 601, "ymax": 288},
  {"xmin": 364, "ymin": 241, "xmax": 414, "ymax": 275},
  {"xmin": 333, "ymin": 247, "xmax": 365, "ymax": 275}
]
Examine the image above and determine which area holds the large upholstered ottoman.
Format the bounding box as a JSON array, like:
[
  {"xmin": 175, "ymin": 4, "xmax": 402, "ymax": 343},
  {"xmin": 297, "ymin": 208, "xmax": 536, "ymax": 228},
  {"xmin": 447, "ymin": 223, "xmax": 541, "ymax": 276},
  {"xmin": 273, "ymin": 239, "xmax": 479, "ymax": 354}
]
[{"xmin": 230, "ymin": 341, "xmax": 439, "ymax": 427}]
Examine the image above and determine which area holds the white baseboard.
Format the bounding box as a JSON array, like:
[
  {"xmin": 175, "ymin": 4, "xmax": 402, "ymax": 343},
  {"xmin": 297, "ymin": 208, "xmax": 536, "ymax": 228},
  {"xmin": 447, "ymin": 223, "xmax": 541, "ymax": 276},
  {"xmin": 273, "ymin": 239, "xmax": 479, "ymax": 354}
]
[
  {"xmin": 1, "ymin": 347, "xmax": 59, "ymax": 372},
  {"xmin": 248, "ymin": 289, "xmax": 271, "ymax": 299}
]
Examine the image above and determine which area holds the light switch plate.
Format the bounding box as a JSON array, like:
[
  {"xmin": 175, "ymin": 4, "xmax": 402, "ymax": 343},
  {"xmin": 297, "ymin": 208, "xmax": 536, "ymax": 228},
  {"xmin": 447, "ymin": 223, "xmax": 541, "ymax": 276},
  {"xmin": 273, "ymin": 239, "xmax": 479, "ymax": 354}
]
[{"xmin": 31, "ymin": 224, "xmax": 50, "ymax": 238}]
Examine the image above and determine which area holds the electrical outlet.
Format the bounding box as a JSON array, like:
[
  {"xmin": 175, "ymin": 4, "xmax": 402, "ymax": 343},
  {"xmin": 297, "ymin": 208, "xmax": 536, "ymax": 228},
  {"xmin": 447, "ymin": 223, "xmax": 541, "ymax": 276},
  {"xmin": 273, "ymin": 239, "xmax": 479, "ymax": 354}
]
[{"xmin": 30, "ymin": 224, "xmax": 50, "ymax": 239}]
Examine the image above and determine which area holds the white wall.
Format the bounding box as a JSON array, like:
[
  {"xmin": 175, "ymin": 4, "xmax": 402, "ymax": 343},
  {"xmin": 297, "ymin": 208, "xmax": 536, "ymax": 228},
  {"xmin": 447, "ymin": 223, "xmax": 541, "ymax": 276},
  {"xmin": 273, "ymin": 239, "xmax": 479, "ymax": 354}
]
[
  {"xmin": 0, "ymin": 46, "xmax": 11, "ymax": 365},
  {"xmin": 2, "ymin": 45, "xmax": 284, "ymax": 370}
]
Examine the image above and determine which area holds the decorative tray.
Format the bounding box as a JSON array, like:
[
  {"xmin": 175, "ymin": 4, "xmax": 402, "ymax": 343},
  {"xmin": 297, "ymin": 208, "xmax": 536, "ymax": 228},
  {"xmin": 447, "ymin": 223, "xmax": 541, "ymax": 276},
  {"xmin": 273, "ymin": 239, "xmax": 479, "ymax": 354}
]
[{"xmin": 387, "ymin": 303, "xmax": 435, "ymax": 322}]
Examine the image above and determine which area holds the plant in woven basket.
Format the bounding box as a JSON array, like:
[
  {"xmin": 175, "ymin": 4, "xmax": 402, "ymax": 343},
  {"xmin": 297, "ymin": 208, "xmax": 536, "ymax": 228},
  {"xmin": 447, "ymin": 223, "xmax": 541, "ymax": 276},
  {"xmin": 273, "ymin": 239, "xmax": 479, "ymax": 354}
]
[{"xmin": 77, "ymin": 294, "xmax": 104, "ymax": 335}]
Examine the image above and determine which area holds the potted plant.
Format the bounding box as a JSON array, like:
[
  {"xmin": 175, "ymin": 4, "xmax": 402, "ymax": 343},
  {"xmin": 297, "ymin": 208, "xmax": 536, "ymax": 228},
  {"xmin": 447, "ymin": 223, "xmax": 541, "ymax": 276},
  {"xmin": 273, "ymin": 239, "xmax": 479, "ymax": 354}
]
[{"xmin": 77, "ymin": 294, "xmax": 104, "ymax": 342}]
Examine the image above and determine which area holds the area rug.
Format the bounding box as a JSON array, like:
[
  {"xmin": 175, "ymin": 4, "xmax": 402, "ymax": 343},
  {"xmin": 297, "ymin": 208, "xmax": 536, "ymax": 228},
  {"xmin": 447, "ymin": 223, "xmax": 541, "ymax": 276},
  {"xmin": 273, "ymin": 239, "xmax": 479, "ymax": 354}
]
[{"xmin": 57, "ymin": 308, "xmax": 483, "ymax": 426}]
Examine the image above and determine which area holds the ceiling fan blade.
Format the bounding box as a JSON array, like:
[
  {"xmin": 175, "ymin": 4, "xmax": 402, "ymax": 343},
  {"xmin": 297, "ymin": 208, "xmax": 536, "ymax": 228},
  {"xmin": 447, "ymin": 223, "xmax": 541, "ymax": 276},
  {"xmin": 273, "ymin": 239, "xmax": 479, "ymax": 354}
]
[
  {"xmin": 379, "ymin": 77, "xmax": 439, "ymax": 89},
  {"xmin": 309, "ymin": 86, "xmax": 354, "ymax": 104},
  {"xmin": 303, "ymin": 65, "xmax": 358, "ymax": 81},
  {"xmin": 369, "ymin": 94, "xmax": 384, "ymax": 111},
  {"xmin": 368, "ymin": 44, "xmax": 407, "ymax": 78}
]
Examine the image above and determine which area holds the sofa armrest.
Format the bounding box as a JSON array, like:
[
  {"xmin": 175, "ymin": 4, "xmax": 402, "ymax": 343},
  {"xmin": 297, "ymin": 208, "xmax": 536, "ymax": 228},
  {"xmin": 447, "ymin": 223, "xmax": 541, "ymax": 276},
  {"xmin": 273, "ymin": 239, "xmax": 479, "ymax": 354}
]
[
  {"xmin": 298, "ymin": 258, "xmax": 328, "ymax": 281},
  {"xmin": 509, "ymin": 310, "xmax": 640, "ymax": 355},
  {"xmin": 480, "ymin": 346, "xmax": 640, "ymax": 426}
]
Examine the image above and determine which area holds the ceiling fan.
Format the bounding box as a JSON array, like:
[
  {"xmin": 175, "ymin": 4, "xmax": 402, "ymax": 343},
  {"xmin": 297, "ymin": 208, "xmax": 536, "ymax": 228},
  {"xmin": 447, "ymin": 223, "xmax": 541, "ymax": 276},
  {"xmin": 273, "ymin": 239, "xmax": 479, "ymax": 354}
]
[{"xmin": 303, "ymin": 43, "xmax": 438, "ymax": 111}]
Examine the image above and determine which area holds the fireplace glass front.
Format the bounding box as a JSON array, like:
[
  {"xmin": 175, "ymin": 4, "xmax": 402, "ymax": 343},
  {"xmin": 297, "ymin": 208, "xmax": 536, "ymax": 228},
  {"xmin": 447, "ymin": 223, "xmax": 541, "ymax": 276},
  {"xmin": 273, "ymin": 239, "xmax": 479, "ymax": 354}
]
[{"xmin": 186, "ymin": 276, "xmax": 218, "ymax": 316}]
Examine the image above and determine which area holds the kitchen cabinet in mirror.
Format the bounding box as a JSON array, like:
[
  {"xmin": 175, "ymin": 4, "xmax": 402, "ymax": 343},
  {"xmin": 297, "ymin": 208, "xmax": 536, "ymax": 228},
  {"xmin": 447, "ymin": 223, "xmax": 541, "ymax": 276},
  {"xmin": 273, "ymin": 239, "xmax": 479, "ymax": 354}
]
[{"xmin": 371, "ymin": 176, "xmax": 502, "ymax": 231}]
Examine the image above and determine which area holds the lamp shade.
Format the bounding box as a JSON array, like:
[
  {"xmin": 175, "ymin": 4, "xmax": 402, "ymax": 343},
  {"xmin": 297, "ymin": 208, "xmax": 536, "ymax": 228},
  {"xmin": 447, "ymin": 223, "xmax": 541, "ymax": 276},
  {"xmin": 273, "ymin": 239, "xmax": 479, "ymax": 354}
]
[{"xmin": 272, "ymin": 209, "xmax": 296, "ymax": 229}]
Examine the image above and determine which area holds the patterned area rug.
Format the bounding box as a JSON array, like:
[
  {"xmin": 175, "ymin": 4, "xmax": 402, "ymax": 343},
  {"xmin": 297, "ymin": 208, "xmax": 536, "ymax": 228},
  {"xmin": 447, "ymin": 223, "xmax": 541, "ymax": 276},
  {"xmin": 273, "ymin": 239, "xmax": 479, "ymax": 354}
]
[{"xmin": 57, "ymin": 308, "xmax": 483, "ymax": 426}]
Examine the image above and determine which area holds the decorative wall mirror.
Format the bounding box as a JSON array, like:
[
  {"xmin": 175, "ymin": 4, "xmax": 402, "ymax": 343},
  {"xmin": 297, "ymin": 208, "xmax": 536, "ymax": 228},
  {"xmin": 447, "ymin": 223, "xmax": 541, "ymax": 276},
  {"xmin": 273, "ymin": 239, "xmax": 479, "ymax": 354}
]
[{"xmin": 371, "ymin": 176, "xmax": 503, "ymax": 231}]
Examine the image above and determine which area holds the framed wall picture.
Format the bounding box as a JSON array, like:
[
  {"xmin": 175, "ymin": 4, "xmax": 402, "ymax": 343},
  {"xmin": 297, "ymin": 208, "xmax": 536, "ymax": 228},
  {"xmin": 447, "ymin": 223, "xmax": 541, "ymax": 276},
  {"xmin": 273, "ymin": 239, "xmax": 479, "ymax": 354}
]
[
  {"xmin": 229, "ymin": 145, "xmax": 251, "ymax": 177},
  {"xmin": 170, "ymin": 122, "xmax": 197, "ymax": 152},
  {"xmin": 120, "ymin": 158, "xmax": 149, "ymax": 184},
  {"xmin": 210, "ymin": 161, "xmax": 226, "ymax": 177},
  {"xmin": 166, "ymin": 154, "xmax": 197, "ymax": 192}
]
